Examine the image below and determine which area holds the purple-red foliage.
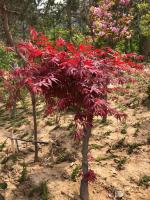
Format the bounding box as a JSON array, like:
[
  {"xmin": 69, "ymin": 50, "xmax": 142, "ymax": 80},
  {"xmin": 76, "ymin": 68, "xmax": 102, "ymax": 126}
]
[
  {"xmin": 83, "ymin": 169, "xmax": 97, "ymax": 182},
  {"xmin": 1, "ymin": 28, "xmax": 144, "ymax": 126},
  {"xmin": 0, "ymin": 28, "xmax": 146, "ymax": 183}
]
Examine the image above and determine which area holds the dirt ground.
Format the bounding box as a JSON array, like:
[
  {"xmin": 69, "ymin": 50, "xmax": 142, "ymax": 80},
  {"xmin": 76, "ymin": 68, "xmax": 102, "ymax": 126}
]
[{"xmin": 0, "ymin": 79, "xmax": 150, "ymax": 200}]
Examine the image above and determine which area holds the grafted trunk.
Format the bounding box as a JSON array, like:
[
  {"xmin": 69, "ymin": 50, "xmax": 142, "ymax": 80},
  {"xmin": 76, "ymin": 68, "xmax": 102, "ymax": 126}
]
[
  {"xmin": 80, "ymin": 126, "xmax": 91, "ymax": 200},
  {"xmin": 31, "ymin": 94, "xmax": 38, "ymax": 162}
]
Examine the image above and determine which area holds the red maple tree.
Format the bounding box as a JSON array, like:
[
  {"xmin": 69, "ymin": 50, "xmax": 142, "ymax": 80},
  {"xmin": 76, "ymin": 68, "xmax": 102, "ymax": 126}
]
[{"xmin": 1, "ymin": 28, "xmax": 144, "ymax": 200}]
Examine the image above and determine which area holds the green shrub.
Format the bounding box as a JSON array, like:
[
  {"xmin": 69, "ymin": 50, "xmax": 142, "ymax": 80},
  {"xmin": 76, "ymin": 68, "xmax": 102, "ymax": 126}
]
[{"xmin": 0, "ymin": 43, "xmax": 15, "ymax": 70}]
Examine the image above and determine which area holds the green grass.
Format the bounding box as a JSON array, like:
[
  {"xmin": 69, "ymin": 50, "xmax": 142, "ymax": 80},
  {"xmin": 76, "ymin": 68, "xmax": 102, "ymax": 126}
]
[
  {"xmin": 18, "ymin": 162, "xmax": 28, "ymax": 183},
  {"xmin": 112, "ymin": 138, "xmax": 125, "ymax": 150},
  {"xmin": 114, "ymin": 157, "xmax": 128, "ymax": 170},
  {"xmin": 138, "ymin": 175, "xmax": 150, "ymax": 188},
  {"xmin": 121, "ymin": 124, "xmax": 128, "ymax": 135},
  {"xmin": 127, "ymin": 143, "xmax": 141, "ymax": 154},
  {"xmin": 28, "ymin": 181, "xmax": 49, "ymax": 200},
  {"xmin": 0, "ymin": 140, "xmax": 7, "ymax": 152},
  {"xmin": 95, "ymin": 154, "xmax": 117, "ymax": 162},
  {"xmin": 0, "ymin": 182, "xmax": 7, "ymax": 190},
  {"xmin": 90, "ymin": 143, "xmax": 103, "ymax": 150},
  {"xmin": 71, "ymin": 165, "xmax": 81, "ymax": 181}
]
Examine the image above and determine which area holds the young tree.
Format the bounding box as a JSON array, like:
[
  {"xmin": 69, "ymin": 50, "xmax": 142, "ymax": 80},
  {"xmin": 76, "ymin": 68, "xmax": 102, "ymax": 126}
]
[{"xmin": 1, "ymin": 29, "xmax": 144, "ymax": 199}]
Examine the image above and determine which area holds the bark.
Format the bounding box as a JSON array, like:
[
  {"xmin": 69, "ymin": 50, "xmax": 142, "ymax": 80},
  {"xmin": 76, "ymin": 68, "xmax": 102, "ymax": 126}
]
[
  {"xmin": 31, "ymin": 94, "xmax": 38, "ymax": 162},
  {"xmin": 66, "ymin": 0, "xmax": 72, "ymax": 41},
  {"xmin": 1, "ymin": 3, "xmax": 14, "ymax": 46},
  {"xmin": 124, "ymin": 39, "xmax": 129, "ymax": 53},
  {"xmin": 139, "ymin": 35, "xmax": 150, "ymax": 60},
  {"xmin": 80, "ymin": 126, "xmax": 91, "ymax": 200}
]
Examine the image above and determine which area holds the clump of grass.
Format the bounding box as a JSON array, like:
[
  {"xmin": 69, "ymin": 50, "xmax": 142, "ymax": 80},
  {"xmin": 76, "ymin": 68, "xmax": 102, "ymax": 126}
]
[
  {"xmin": 90, "ymin": 144, "xmax": 102, "ymax": 150},
  {"xmin": 121, "ymin": 124, "xmax": 128, "ymax": 135},
  {"xmin": 41, "ymin": 182, "xmax": 49, "ymax": 200},
  {"xmin": 0, "ymin": 140, "xmax": 7, "ymax": 152},
  {"xmin": 18, "ymin": 162, "xmax": 27, "ymax": 183},
  {"xmin": 138, "ymin": 175, "xmax": 150, "ymax": 188},
  {"xmin": 146, "ymin": 84, "xmax": 150, "ymax": 99},
  {"xmin": 100, "ymin": 119, "xmax": 112, "ymax": 126},
  {"xmin": 114, "ymin": 157, "xmax": 127, "ymax": 170},
  {"xmin": 45, "ymin": 120, "xmax": 54, "ymax": 126},
  {"xmin": 118, "ymin": 103, "xmax": 127, "ymax": 111},
  {"xmin": 133, "ymin": 122, "xmax": 141, "ymax": 128},
  {"xmin": 67, "ymin": 122, "xmax": 74, "ymax": 130},
  {"xmin": 127, "ymin": 143, "xmax": 141, "ymax": 154},
  {"xmin": 0, "ymin": 182, "xmax": 7, "ymax": 190},
  {"xmin": 56, "ymin": 151, "xmax": 75, "ymax": 163},
  {"xmin": 104, "ymin": 130, "xmax": 112, "ymax": 136},
  {"xmin": 28, "ymin": 181, "xmax": 49, "ymax": 200},
  {"xmin": 112, "ymin": 138, "xmax": 125, "ymax": 150},
  {"xmin": 125, "ymin": 83, "xmax": 131, "ymax": 89},
  {"xmin": 71, "ymin": 165, "xmax": 81, "ymax": 181},
  {"xmin": 1, "ymin": 153, "xmax": 18, "ymax": 165},
  {"xmin": 133, "ymin": 128, "xmax": 140, "ymax": 137},
  {"xmin": 95, "ymin": 154, "xmax": 117, "ymax": 162},
  {"xmin": 12, "ymin": 118, "xmax": 29, "ymax": 127}
]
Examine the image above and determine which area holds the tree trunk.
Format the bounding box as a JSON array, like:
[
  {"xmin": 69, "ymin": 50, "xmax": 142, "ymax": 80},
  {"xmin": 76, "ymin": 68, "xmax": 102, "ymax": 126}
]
[
  {"xmin": 31, "ymin": 93, "xmax": 38, "ymax": 162},
  {"xmin": 80, "ymin": 126, "xmax": 91, "ymax": 200},
  {"xmin": 124, "ymin": 39, "xmax": 129, "ymax": 53},
  {"xmin": 129, "ymin": 38, "xmax": 133, "ymax": 52},
  {"xmin": 139, "ymin": 35, "xmax": 150, "ymax": 60},
  {"xmin": 1, "ymin": 3, "xmax": 14, "ymax": 47},
  {"xmin": 66, "ymin": 0, "xmax": 72, "ymax": 41}
]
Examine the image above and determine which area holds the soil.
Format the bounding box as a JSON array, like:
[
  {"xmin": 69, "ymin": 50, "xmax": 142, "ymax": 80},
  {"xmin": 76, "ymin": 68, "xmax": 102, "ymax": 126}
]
[{"xmin": 0, "ymin": 79, "xmax": 150, "ymax": 200}]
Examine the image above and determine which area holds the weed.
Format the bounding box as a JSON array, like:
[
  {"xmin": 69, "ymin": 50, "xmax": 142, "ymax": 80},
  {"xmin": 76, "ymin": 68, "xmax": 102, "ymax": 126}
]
[
  {"xmin": 28, "ymin": 186, "xmax": 40, "ymax": 197},
  {"xmin": 28, "ymin": 181, "xmax": 49, "ymax": 200},
  {"xmin": 133, "ymin": 128, "xmax": 140, "ymax": 137},
  {"xmin": 90, "ymin": 144, "xmax": 102, "ymax": 150},
  {"xmin": 99, "ymin": 131, "xmax": 112, "ymax": 140},
  {"xmin": 125, "ymin": 83, "xmax": 131, "ymax": 89},
  {"xmin": 67, "ymin": 122, "xmax": 74, "ymax": 130},
  {"xmin": 95, "ymin": 154, "xmax": 117, "ymax": 162},
  {"xmin": 146, "ymin": 84, "xmax": 150, "ymax": 99},
  {"xmin": 112, "ymin": 138, "xmax": 125, "ymax": 150},
  {"xmin": 130, "ymin": 92, "xmax": 137, "ymax": 98},
  {"xmin": 1, "ymin": 153, "xmax": 18, "ymax": 164},
  {"xmin": 0, "ymin": 182, "xmax": 7, "ymax": 190},
  {"xmin": 56, "ymin": 151, "xmax": 75, "ymax": 163},
  {"xmin": 12, "ymin": 118, "xmax": 29, "ymax": 127},
  {"xmin": 121, "ymin": 124, "xmax": 128, "ymax": 135},
  {"xmin": 118, "ymin": 103, "xmax": 127, "ymax": 111},
  {"xmin": 100, "ymin": 119, "xmax": 112, "ymax": 126},
  {"xmin": 45, "ymin": 120, "xmax": 54, "ymax": 126},
  {"xmin": 127, "ymin": 143, "xmax": 141, "ymax": 154},
  {"xmin": 138, "ymin": 175, "xmax": 150, "ymax": 188},
  {"xmin": 114, "ymin": 157, "xmax": 127, "ymax": 170},
  {"xmin": 18, "ymin": 162, "xmax": 27, "ymax": 183},
  {"xmin": 104, "ymin": 130, "xmax": 112, "ymax": 136},
  {"xmin": 133, "ymin": 122, "xmax": 141, "ymax": 128},
  {"xmin": 71, "ymin": 165, "xmax": 81, "ymax": 181},
  {"xmin": 41, "ymin": 182, "xmax": 49, "ymax": 200},
  {"xmin": 0, "ymin": 140, "xmax": 7, "ymax": 152}
]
